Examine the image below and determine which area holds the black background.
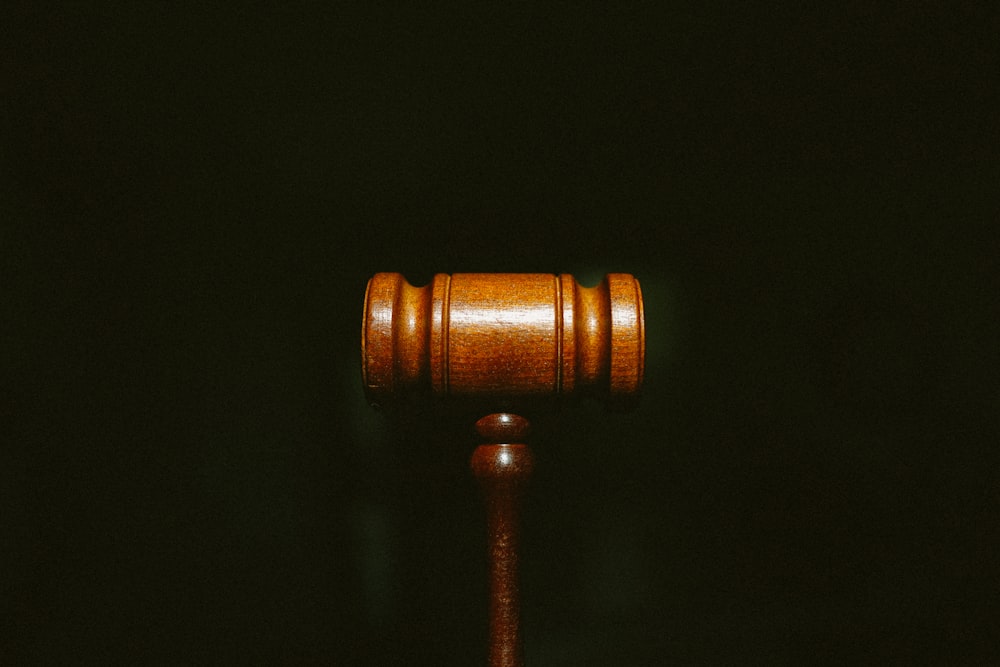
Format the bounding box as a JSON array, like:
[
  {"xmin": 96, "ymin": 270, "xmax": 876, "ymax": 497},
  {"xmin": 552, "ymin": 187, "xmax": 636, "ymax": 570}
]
[{"xmin": 4, "ymin": 4, "xmax": 998, "ymax": 665}]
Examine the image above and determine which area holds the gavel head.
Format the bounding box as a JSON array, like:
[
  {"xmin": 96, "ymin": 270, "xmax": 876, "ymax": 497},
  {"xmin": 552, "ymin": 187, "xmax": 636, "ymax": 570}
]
[{"xmin": 362, "ymin": 273, "xmax": 644, "ymax": 410}]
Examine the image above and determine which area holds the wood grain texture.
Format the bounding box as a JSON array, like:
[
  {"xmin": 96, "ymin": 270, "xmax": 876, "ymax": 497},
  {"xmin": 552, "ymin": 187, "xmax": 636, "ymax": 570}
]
[
  {"xmin": 361, "ymin": 275, "xmax": 645, "ymax": 665},
  {"xmin": 472, "ymin": 414, "xmax": 534, "ymax": 667},
  {"xmin": 362, "ymin": 272, "xmax": 644, "ymax": 405}
]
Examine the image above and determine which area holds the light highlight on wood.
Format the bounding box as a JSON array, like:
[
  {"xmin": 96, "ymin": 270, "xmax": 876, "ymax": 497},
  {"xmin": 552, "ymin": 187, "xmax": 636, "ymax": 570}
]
[{"xmin": 362, "ymin": 272, "xmax": 644, "ymax": 404}]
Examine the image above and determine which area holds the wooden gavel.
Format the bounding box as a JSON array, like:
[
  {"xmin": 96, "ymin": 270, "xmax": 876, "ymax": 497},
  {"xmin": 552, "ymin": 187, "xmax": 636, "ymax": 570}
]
[{"xmin": 362, "ymin": 273, "xmax": 645, "ymax": 666}]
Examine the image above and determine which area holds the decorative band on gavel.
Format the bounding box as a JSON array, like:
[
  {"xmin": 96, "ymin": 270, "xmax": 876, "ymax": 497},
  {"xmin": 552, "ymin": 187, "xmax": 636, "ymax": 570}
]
[
  {"xmin": 361, "ymin": 272, "xmax": 645, "ymax": 667},
  {"xmin": 362, "ymin": 272, "xmax": 645, "ymax": 405}
]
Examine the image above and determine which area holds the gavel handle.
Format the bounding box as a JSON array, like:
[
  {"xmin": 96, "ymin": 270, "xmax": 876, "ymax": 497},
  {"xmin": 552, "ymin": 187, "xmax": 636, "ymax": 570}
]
[{"xmin": 471, "ymin": 416, "xmax": 535, "ymax": 667}]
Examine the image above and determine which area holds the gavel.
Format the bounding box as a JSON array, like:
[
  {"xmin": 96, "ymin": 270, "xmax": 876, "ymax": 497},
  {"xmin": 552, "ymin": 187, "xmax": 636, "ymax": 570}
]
[{"xmin": 362, "ymin": 272, "xmax": 645, "ymax": 666}]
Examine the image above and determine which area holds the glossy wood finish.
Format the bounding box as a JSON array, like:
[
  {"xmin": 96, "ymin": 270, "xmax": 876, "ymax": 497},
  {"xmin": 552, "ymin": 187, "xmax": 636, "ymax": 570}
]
[
  {"xmin": 471, "ymin": 414, "xmax": 534, "ymax": 667},
  {"xmin": 362, "ymin": 273, "xmax": 644, "ymax": 405},
  {"xmin": 360, "ymin": 272, "xmax": 645, "ymax": 666}
]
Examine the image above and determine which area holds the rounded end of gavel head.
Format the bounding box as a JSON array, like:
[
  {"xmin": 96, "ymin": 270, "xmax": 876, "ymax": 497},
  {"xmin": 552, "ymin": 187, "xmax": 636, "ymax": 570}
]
[{"xmin": 361, "ymin": 272, "xmax": 645, "ymax": 412}]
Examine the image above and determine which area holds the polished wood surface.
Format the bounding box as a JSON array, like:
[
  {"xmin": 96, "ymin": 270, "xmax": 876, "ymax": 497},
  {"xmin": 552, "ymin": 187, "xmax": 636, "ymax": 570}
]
[
  {"xmin": 471, "ymin": 414, "xmax": 534, "ymax": 667},
  {"xmin": 361, "ymin": 272, "xmax": 645, "ymax": 665},
  {"xmin": 362, "ymin": 273, "xmax": 644, "ymax": 405}
]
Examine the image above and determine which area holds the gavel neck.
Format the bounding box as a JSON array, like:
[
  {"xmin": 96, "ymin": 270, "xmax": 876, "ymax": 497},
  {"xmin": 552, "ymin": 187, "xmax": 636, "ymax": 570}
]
[{"xmin": 471, "ymin": 413, "xmax": 534, "ymax": 667}]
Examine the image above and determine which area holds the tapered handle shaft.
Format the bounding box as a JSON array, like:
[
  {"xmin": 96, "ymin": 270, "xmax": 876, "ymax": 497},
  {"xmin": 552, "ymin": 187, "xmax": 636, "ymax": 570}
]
[{"xmin": 471, "ymin": 414, "xmax": 534, "ymax": 667}]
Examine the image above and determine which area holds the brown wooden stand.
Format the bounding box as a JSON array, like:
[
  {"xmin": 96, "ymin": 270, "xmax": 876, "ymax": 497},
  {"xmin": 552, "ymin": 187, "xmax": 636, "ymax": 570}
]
[{"xmin": 471, "ymin": 413, "xmax": 534, "ymax": 667}]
